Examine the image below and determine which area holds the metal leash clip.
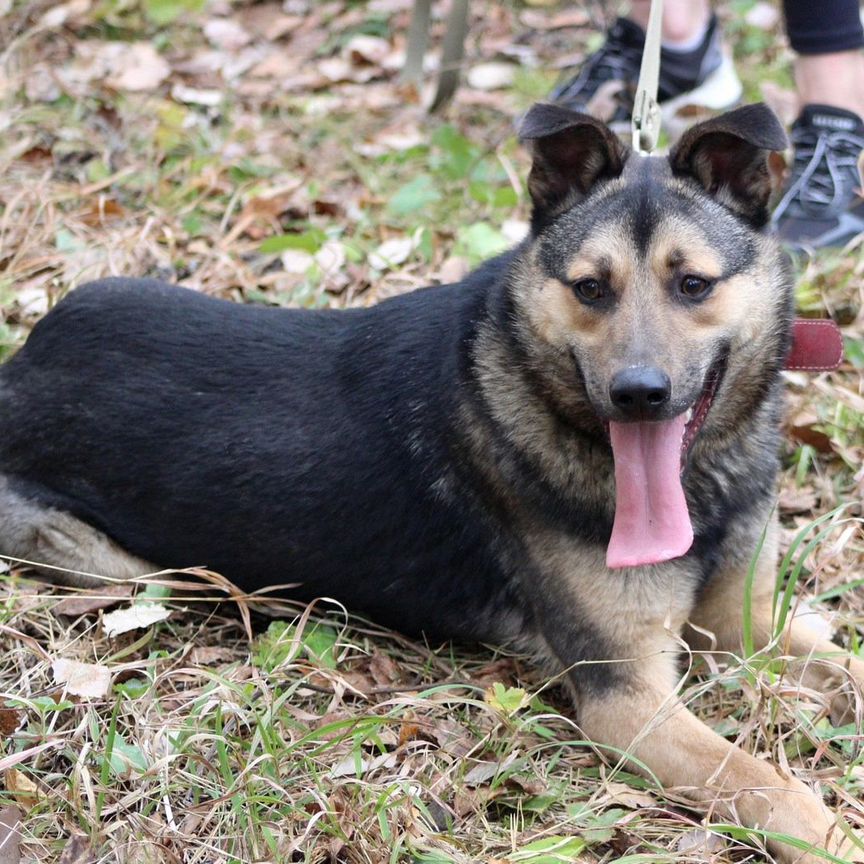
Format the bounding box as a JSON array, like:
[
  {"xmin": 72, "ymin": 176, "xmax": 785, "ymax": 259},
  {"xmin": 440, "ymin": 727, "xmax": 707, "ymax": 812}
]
[{"xmin": 631, "ymin": 0, "xmax": 664, "ymax": 154}]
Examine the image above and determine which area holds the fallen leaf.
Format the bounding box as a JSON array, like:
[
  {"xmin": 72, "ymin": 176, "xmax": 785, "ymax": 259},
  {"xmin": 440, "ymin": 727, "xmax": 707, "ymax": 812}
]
[
  {"xmin": 79, "ymin": 199, "xmax": 126, "ymax": 229},
  {"xmin": 188, "ymin": 646, "xmax": 238, "ymax": 665},
  {"xmin": 778, "ymin": 487, "xmax": 817, "ymax": 514},
  {"xmin": 345, "ymin": 34, "xmax": 391, "ymax": 66},
  {"xmin": 789, "ymin": 423, "xmax": 834, "ymax": 452},
  {"xmin": 464, "ymin": 752, "xmax": 519, "ymax": 786},
  {"xmin": 0, "ymin": 709, "xmax": 22, "ymax": 737},
  {"xmin": 312, "ymin": 198, "xmax": 343, "ymax": 218},
  {"xmin": 4, "ymin": 770, "xmax": 40, "ymax": 811},
  {"xmin": 315, "ymin": 240, "xmax": 346, "ymax": 278},
  {"xmin": 467, "ymin": 62, "xmax": 515, "ymax": 91},
  {"xmin": 603, "ymin": 781, "xmax": 657, "ymax": 809},
  {"xmin": 317, "ymin": 57, "xmax": 356, "ymax": 84},
  {"xmin": 497, "ymin": 44, "xmax": 538, "ymax": 67},
  {"xmin": 506, "ymin": 774, "xmax": 546, "ymax": 795},
  {"xmin": 368, "ymin": 232, "xmax": 421, "ymax": 271},
  {"xmin": 203, "ymin": 18, "xmax": 252, "ymax": 51},
  {"xmin": 102, "ymin": 602, "xmax": 171, "ymax": 637},
  {"xmin": 463, "ymin": 760, "xmax": 500, "ymax": 786},
  {"xmin": 38, "ymin": 0, "xmax": 90, "ymax": 28},
  {"xmin": 0, "ymin": 806, "xmax": 20, "ymax": 864},
  {"xmin": 367, "ymin": 652, "xmax": 400, "ymax": 686},
  {"xmin": 12, "ymin": 284, "xmax": 50, "ymax": 318},
  {"xmin": 368, "ymin": 123, "xmax": 425, "ymax": 154},
  {"xmin": 437, "ymin": 256, "xmax": 470, "ymax": 284},
  {"xmin": 453, "ymin": 787, "xmax": 501, "ymax": 817},
  {"xmin": 170, "ymin": 84, "xmax": 223, "ymax": 107},
  {"xmin": 249, "ymin": 51, "xmax": 300, "ymax": 79},
  {"xmin": 58, "ymin": 835, "xmax": 96, "ymax": 864},
  {"xmin": 236, "ymin": 4, "xmax": 303, "ymax": 40},
  {"xmin": 329, "ymin": 751, "xmax": 396, "ymax": 778},
  {"xmin": 24, "ymin": 65, "xmax": 60, "ymax": 103},
  {"xmin": 397, "ymin": 712, "xmax": 420, "ymax": 746},
  {"xmin": 426, "ymin": 718, "xmax": 473, "ymax": 758},
  {"xmin": 676, "ymin": 828, "xmax": 727, "ymax": 855},
  {"xmin": 105, "ymin": 43, "xmax": 170, "ymax": 92},
  {"xmin": 281, "ymin": 249, "xmax": 314, "ymax": 274},
  {"xmin": 53, "ymin": 585, "xmax": 133, "ymax": 617},
  {"xmin": 51, "ymin": 658, "xmax": 111, "ymax": 699}
]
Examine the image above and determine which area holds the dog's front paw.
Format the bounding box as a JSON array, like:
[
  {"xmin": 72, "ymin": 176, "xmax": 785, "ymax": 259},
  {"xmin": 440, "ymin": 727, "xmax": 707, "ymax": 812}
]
[
  {"xmin": 759, "ymin": 784, "xmax": 861, "ymax": 864},
  {"xmin": 827, "ymin": 827, "xmax": 864, "ymax": 864}
]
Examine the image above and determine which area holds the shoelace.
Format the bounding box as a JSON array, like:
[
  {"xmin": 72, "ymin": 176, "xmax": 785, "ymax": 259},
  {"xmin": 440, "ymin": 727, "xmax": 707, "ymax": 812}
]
[
  {"xmin": 774, "ymin": 127, "xmax": 864, "ymax": 219},
  {"xmin": 552, "ymin": 32, "xmax": 642, "ymax": 105}
]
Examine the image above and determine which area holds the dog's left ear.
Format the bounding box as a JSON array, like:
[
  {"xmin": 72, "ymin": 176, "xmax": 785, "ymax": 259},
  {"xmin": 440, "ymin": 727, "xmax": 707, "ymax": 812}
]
[
  {"xmin": 669, "ymin": 103, "xmax": 788, "ymax": 227},
  {"xmin": 520, "ymin": 102, "xmax": 627, "ymax": 231}
]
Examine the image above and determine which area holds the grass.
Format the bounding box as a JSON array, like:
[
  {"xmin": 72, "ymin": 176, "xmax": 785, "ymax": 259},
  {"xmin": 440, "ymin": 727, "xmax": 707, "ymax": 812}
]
[{"xmin": 0, "ymin": 0, "xmax": 863, "ymax": 861}]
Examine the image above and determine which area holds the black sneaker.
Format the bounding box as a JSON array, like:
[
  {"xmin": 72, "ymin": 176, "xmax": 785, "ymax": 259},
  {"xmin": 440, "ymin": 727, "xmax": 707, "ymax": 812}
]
[
  {"xmin": 772, "ymin": 105, "xmax": 864, "ymax": 250},
  {"xmin": 549, "ymin": 16, "xmax": 741, "ymax": 134}
]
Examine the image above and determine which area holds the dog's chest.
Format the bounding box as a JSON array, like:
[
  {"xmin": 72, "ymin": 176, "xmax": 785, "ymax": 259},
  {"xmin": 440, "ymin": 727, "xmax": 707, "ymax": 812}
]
[{"xmin": 524, "ymin": 531, "xmax": 701, "ymax": 641}]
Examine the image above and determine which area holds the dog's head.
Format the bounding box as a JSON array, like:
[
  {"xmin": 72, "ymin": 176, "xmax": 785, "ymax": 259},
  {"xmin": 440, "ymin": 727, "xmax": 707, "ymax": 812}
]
[{"xmin": 512, "ymin": 103, "xmax": 792, "ymax": 567}]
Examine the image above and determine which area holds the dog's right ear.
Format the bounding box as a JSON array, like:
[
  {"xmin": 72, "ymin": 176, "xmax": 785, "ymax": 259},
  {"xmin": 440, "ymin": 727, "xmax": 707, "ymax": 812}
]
[{"xmin": 520, "ymin": 102, "xmax": 627, "ymax": 231}]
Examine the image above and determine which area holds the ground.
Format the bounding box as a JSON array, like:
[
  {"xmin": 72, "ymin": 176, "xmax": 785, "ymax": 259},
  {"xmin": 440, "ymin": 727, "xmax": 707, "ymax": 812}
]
[{"xmin": 0, "ymin": 1, "xmax": 862, "ymax": 862}]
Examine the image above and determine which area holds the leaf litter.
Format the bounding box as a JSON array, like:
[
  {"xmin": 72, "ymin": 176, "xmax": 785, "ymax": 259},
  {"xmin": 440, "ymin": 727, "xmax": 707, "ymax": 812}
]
[{"xmin": 0, "ymin": 0, "xmax": 862, "ymax": 862}]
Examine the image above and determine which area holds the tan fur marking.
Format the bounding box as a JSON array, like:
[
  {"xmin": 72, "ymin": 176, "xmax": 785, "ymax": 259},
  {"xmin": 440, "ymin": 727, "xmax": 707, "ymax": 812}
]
[
  {"xmin": 530, "ymin": 278, "xmax": 604, "ymax": 345},
  {"xmin": 526, "ymin": 532, "xmax": 697, "ymax": 658},
  {"xmin": 0, "ymin": 475, "xmax": 153, "ymax": 587},
  {"xmin": 649, "ymin": 218, "xmax": 723, "ymax": 281},
  {"xmin": 563, "ymin": 224, "xmax": 636, "ymax": 287},
  {"xmin": 680, "ymin": 271, "xmax": 764, "ymax": 334}
]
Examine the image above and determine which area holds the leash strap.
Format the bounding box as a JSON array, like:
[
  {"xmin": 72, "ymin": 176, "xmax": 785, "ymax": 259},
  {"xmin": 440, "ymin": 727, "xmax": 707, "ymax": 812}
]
[{"xmin": 631, "ymin": 0, "xmax": 664, "ymax": 153}]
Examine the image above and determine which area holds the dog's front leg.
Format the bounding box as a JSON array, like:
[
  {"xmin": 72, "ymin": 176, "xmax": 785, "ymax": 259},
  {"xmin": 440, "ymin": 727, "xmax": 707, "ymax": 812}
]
[
  {"xmin": 570, "ymin": 647, "xmax": 853, "ymax": 864},
  {"xmin": 688, "ymin": 516, "xmax": 864, "ymax": 726}
]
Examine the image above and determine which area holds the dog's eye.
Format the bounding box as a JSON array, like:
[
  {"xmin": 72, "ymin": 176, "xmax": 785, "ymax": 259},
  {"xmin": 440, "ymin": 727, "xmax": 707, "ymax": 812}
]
[
  {"xmin": 571, "ymin": 278, "xmax": 604, "ymax": 303},
  {"xmin": 679, "ymin": 275, "xmax": 712, "ymax": 300}
]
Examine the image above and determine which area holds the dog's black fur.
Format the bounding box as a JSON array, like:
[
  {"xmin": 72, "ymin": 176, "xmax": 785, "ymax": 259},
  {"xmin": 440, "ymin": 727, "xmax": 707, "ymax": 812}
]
[
  {"xmin": 2, "ymin": 103, "xmax": 863, "ymax": 862},
  {"xmin": 0, "ymin": 263, "xmax": 534, "ymax": 639}
]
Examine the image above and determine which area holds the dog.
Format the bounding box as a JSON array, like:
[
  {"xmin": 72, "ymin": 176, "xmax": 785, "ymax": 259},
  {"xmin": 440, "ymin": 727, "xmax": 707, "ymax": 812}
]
[{"xmin": 0, "ymin": 102, "xmax": 862, "ymax": 862}]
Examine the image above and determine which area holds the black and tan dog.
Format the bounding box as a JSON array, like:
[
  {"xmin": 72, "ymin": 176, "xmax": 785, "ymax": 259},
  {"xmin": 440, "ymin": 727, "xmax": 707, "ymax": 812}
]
[{"xmin": 0, "ymin": 103, "xmax": 862, "ymax": 861}]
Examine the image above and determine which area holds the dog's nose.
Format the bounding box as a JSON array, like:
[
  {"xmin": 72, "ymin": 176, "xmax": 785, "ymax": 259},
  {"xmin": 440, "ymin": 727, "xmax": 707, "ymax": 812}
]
[{"xmin": 609, "ymin": 367, "xmax": 671, "ymax": 418}]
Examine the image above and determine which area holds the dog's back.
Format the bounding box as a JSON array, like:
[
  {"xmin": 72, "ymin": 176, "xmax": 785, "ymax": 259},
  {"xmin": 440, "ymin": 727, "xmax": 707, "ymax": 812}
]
[{"xmin": 0, "ymin": 271, "xmax": 527, "ymax": 638}]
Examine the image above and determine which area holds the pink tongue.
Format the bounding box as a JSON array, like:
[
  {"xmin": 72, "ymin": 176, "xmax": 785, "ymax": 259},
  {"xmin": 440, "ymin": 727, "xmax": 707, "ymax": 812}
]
[{"xmin": 606, "ymin": 415, "xmax": 694, "ymax": 569}]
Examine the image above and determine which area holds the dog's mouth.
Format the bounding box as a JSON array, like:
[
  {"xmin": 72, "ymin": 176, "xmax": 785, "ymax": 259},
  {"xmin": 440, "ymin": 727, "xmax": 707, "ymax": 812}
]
[
  {"xmin": 680, "ymin": 351, "xmax": 728, "ymax": 459},
  {"xmin": 605, "ymin": 351, "xmax": 728, "ymax": 570}
]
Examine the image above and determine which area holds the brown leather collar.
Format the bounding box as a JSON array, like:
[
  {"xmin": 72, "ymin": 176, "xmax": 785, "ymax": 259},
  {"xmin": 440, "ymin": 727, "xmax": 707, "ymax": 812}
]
[{"xmin": 785, "ymin": 319, "xmax": 844, "ymax": 371}]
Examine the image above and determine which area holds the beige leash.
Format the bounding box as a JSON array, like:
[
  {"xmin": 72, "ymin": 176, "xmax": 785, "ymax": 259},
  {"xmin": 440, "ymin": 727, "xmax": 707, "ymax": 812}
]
[{"xmin": 631, "ymin": 0, "xmax": 664, "ymax": 153}]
